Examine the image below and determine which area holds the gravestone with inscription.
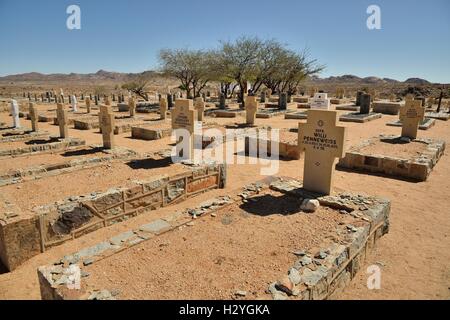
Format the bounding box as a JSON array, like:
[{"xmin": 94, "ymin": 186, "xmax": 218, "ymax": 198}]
[
  {"xmin": 400, "ymin": 99, "xmax": 425, "ymax": 139},
  {"xmin": 310, "ymin": 93, "xmax": 331, "ymax": 110},
  {"xmin": 298, "ymin": 110, "xmax": 347, "ymax": 194},
  {"xmin": 171, "ymin": 99, "xmax": 197, "ymax": 160}
]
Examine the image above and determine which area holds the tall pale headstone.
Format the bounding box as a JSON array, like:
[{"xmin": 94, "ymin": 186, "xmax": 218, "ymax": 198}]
[
  {"xmin": 194, "ymin": 97, "xmax": 205, "ymax": 121},
  {"xmin": 298, "ymin": 110, "xmax": 347, "ymax": 195},
  {"xmin": 99, "ymin": 105, "xmax": 115, "ymax": 149},
  {"xmin": 399, "ymin": 100, "xmax": 424, "ymax": 139},
  {"xmin": 85, "ymin": 97, "xmax": 91, "ymax": 113},
  {"xmin": 29, "ymin": 102, "xmax": 39, "ymax": 132},
  {"xmin": 56, "ymin": 103, "xmax": 69, "ymax": 138},
  {"xmin": 219, "ymin": 93, "xmax": 226, "ymax": 109},
  {"xmin": 10, "ymin": 99, "xmax": 20, "ymax": 128},
  {"xmin": 71, "ymin": 95, "xmax": 78, "ymax": 112},
  {"xmin": 245, "ymin": 95, "xmax": 258, "ymax": 125},
  {"xmin": 171, "ymin": 99, "xmax": 197, "ymax": 160},
  {"xmin": 160, "ymin": 97, "xmax": 168, "ymax": 120},
  {"xmin": 128, "ymin": 96, "xmax": 136, "ymax": 117}
]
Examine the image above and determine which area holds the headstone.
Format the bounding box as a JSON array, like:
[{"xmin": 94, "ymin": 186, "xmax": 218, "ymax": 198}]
[
  {"xmin": 69, "ymin": 95, "xmax": 72, "ymax": 104},
  {"xmin": 310, "ymin": 93, "xmax": 331, "ymax": 110},
  {"xmin": 279, "ymin": 93, "xmax": 287, "ymax": 110},
  {"xmin": 29, "ymin": 102, "xmax": 39, "ymax": 132},
  {"xmin": 359, "ymin": 94, "xmax": 371, "ymax": 114},
  {"xmin": 95, "ymin": 95, "xmax": 99, "ymax": 106},
  {"xmin": 298, "ymin": 110, "xmax": 347, "ymax": 195},
  {"xmin": 56, "ymin": 103, "xmax": 69, "ymax": 138},
  {"xmin": 159, "ymin": 96, "xmax": 168, "ymax": 120},
  {"xmin": 71, "ymin": 95, "xmax": 78, "ymax": 112},
  {"xmin": 260, "ymin": 91, "xmax": 266, "ymax": 103},
  {"xmin": 400, "ymin": 100, "xmax": 424, "ymax": 139},
  {"xmin": 112, "ymin": 94, "xmax": 116, "ymax": 102},
  {"xmin": 309, "ymin": 88, "xmax": 317, "ymax": 98},
  {"xmin": 128, "ymin": 97, "xmax": 136, "ymax": 117},
  {"xmin": 245, "ymin": 95, "xmax": 257, "ymax": 125},
  {"xmin": 104, "ymin": 96, "xmax": 111, "ymax": 106},
  {"xmin": 167, "ymin": 94, "xmax": 173, "ymax": 109},
  {"xmin": 85, "ymin": 97, "xmax": 91, "ymax": 113},
  {"xmin": 99, "ymin": 105, "xmax": 115, "ymax": 149},
  {"xmin": 194, "ymin": 97, "xmax": 205, "ymax": 121},
  {"xmin": 219, "ymin": 93, "xmax": 226, "ymax": 109},
  {"xmin": 416, "ymin": 96, "xmax": 426, "ymax": 107},
  {"xmin": 171, "ymin": 99, "xmax": 197, "ymax": 160},
  {"xmin": 10, "ymin": 99, "xmax": 20, "ymax": 128},
  {"xmin": 356, "ymin": 91, "xmax": 365, "ymax": 106}
]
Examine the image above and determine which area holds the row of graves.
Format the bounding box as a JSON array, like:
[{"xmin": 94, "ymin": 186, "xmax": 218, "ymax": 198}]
[{"xmin": 0, "ymin": 88, "xmax": 446, "ymax": 300}]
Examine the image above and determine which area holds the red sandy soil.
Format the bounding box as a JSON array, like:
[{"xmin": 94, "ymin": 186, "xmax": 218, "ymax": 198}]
[
  {"xmin": 83, "ymin": 190, "xmax": 356, "ymax": 300},
  {"xmin": 359, "ymin": 140, "xmax": 428, "ymax": 158},
  {"xmin": 0, "ymin": 104, "xmax": 449, "ymax": 300}
]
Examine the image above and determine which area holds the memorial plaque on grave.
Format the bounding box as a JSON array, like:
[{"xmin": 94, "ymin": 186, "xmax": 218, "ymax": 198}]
[
  {"xmin": 171, "ymin": 99, "xmax": 197, "ymax": 160},
  {"xmin": 298, "ymin": 110, "xmax": 347, "ymax": 195},
  {"xmin": 310, "ymin": 93, "xmax": 331, "ymax": 110}
]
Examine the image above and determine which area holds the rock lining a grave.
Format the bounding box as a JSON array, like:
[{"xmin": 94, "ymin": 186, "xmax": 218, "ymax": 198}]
[
  {"xmin": 37, "ymin": 176, "xmax": 390, "ymax": 300},
  {"xmin": 0, "ymin": 161, "xmax": 226, "ymax": 271},
  {"xmin": 337, "ymin": 134, "xmax": 445, "ymax": 181}
]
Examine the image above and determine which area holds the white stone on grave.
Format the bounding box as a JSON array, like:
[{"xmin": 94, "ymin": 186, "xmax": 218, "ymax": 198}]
[
  {"xmin": 71, "ymin": 95, "xmax": 78, "ymax": 112},
  {"xmin": 10, "ymin": 99, "xmax": 20, "ymax": 128},
  {"xmin": 310, "ymin": 93, "xmax": 330, "ymax": 110}
]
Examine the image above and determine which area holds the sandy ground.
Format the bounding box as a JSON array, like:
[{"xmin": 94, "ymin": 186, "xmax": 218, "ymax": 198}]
[{"xmin": 0, "ymin": 103, "xmax": 449, "ymax": 300}]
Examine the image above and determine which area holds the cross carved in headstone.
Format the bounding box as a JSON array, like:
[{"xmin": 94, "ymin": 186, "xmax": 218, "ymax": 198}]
[
  {"xmin": 399, "ymin": 99, "xmax": 424, "ymax": 139},
  {"xmin": 194, "ymin": 97, "xmax": 205, "ymax": 121},
  {"xmin": 56, "ymin": 103, "xmax": 69, "ymax": 139},
  {"xmin": 298, "ymin": 110, "xmax": 347, "ymax": 195}
]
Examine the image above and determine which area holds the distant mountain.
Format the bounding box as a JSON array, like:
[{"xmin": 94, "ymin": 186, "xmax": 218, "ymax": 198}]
[
  {"xmin": 0, "ymin": 70, "xmax": 435, "ymax": 85},
  {"xmin": 404, "ymin": 78, "xmax": 430, "ymax": 85},
  {"xmin": 0, "ymin": 70, "xmax": 163, "ymax": 83}
]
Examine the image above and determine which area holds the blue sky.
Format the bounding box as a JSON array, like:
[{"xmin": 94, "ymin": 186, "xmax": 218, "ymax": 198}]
[{"xmin": 0, "ymin": 0, "xmax": 449, "ymax": 82}]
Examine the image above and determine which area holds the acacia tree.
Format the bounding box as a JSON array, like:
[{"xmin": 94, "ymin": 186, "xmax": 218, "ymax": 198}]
[
  {"xmin": 121, "ymin": 76, "xmax": 149, "ymax": 101},
  {"xmin": 159, "ymin": 49, "xmax": 214, "ymax": 98},
  {"xmin": 264, "ymin": 49, "xmax": 324, "ymax": 95}
]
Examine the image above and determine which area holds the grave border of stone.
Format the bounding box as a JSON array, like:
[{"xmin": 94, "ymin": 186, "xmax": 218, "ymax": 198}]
[
  {"xmin": 386, "ymin": 118, "xmax": 436, "ymax": 130},
  {"xmin": 36, "ymin": 176, "xmax": 390, "ymax": 301},
  {"xmin": 0, "ymin": 137, "xmax": 85, "ymax": 158},
  {"xmin": 0, "ymin": 161, "xmax": 226, "ymax": 271},
  {"xmin": 0, "ymin": 146, "xmax": 139, "ymax": 187},
  {"xmin": 337, "ymin": 134, "xmax": 445, "ymax": 181}
]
